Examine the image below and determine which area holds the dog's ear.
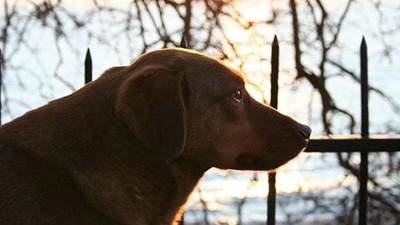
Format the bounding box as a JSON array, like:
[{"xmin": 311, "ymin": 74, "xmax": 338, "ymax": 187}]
[{"xmin": 116, "ymin": 66, "xmax": 186, "ymax": 160}]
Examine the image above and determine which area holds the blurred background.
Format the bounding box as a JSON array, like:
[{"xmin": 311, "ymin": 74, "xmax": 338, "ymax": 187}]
[{"xmin": 1, "ymin": 0, "xmax": 399, "ymax": 224}]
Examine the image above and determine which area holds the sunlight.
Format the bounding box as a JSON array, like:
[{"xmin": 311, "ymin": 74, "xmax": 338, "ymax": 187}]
[
  {"xmin": 189, "ymin": 150, "xmax": 353, "ymax": 210},
  {"xmin": 245, "ymin": 83, "xmax": 264, "ymax": 103}
]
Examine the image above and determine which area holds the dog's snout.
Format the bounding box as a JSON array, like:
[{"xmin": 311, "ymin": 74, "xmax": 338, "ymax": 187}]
[{"xmin": 299, "ymin": 124, "xmax": 312, "ymax": 139}]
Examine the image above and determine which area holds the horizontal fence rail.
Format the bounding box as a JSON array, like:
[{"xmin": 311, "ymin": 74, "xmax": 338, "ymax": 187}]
[{"xmin": 307, "ymin": 136, "xmax": 400, "ymax": 152}]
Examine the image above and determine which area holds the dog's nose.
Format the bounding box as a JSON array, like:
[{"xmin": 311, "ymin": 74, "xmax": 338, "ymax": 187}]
[{"xmin": 299, "ymin": 124, "xmax": 312, "ymax": 139}]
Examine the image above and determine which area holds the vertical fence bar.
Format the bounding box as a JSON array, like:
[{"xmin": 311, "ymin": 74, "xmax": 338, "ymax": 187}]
[
  {"xmin": 359, "ymin": 36, "xmax": 369, "ymax": 225},
  {"xmin": 178, "ymin": 34, "xmax": 189, "ymax": 225},
  {"xmin": 267, "ymin": 35, "xmax": 279, "ymax": 225},
  {"xmin": 85, "ymin": 48, "xmax": 92, "ymax": 84},
  {"xmin": 0, "ymin": 48, "xmax": 2, "ymax": 125}
]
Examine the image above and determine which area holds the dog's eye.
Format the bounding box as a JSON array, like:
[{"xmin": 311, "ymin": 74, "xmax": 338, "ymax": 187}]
[{"xmin": 232, "ymin": 90, "xmax": 244, "ymax": 102}]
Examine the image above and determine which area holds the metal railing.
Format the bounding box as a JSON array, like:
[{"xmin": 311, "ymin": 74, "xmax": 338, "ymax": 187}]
[
  {"xmin": 176, "ymin": 35, "xmax": 400, "ymax": 225},
  {"xmin": 62, "ymin": 35, "xmax": 400, "ymax": 225},
  {"xmin": 174, "ymin": 35, "xmax": 400, "ymax": 225}
]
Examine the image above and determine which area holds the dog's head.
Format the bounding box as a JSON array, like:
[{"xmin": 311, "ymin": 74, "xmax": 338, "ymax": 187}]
[{"xmin": 116, "ymin": 48, "xmax": 311, "ymax": 171}]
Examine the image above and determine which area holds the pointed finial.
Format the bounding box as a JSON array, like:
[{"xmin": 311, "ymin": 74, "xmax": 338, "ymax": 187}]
[
  {"xmin": 85, "ymin": 48, "xmax": 91, "ymax": 62},
  {"xmin": 361, "ymin": 36, "xmax": 367, "ymax": 48},
  {"xmin": 180, "ymin": 35, "xmax": 189, "ymax": 49},
  {"xmin": 360, "ymin": 36, "xmax": 367, "ymax": 59},
  {"xmin": 84, "ymin": 48, "xmax": 92, "ymax": 84},
  {"xmin": 272, "ymin": 35, "xmax": 278, "ymax": 46}
]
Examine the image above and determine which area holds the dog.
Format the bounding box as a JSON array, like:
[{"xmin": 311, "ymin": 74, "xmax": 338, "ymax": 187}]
[{"xmin": 0, "ymin": 48, "xmax": 311, "ymax": 225}]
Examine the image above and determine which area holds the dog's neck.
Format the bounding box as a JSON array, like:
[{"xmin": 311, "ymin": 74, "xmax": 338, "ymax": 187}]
[
  {"xmin": 0, "ymin": 73, "xmax": 209, "ymax": 225},
  {"xmin": 64, "ymin": 86, "xmax": 209, "ymax": 224},
  {"xmin": 75, "ymin": 156, "xmax": 207, "ymax": 225}
]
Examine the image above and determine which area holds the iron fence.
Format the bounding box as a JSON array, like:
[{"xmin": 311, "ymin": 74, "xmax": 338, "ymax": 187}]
[
  {"xmin": 82, "ymin": 35, "xmax": 400, "ymax": 225},
  {"xmin": 1, "ymin": 34, "xmax": 400, "ymax": 225},
  {"xmin": 177, "ymin": 35, "xmax": 400, "ymax": 225}
]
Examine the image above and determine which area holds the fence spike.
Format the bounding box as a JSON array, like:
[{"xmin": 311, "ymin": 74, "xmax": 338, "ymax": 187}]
[
  {"xmin": 360, "ymin": 37, "xmax": 369, "ymax": 137},
  {"xmin": 0, "ymin": 48, "xmax": 2, "ymax": 125},
  {"xmin": 272, "ymin": 35, "xmax": 278, "ymax": 46},
  {"xmin": 359, "ymin": 36, "xmax": 369, "ymax": 225},
  {"xmin": 84, "ymin": 48, "xmax": 92, "ymax": 84},
  {"xmin": 267, "ymin": 35, "xmax": 279, "ymax": 225},
  {"xmin": 178, "ymin": 34, "xmax": 187, "ymax": 225},
  {"xmin": 180, "ymin": 35, "xmax": 189, "ymax": 49},
  {"xmin": 270, "ymin": 35, "xmax": 279, "ymax": 109}
]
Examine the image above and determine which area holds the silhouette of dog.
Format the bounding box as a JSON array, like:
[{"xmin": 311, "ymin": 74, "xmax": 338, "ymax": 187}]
[{"xmin": 0, "ymin": 48, "xmax": 311, "ymax": 225}]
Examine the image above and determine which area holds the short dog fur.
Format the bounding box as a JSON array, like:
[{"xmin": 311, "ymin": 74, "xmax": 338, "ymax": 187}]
[{"xmin": 0, "ymin": 48, "xmax": 311, "ymax": 225}]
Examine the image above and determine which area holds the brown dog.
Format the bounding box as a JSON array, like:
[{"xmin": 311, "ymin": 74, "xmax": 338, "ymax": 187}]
[{"xmin": 0, "ymin": 48, "xmax": 311, "ymax": 225}]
